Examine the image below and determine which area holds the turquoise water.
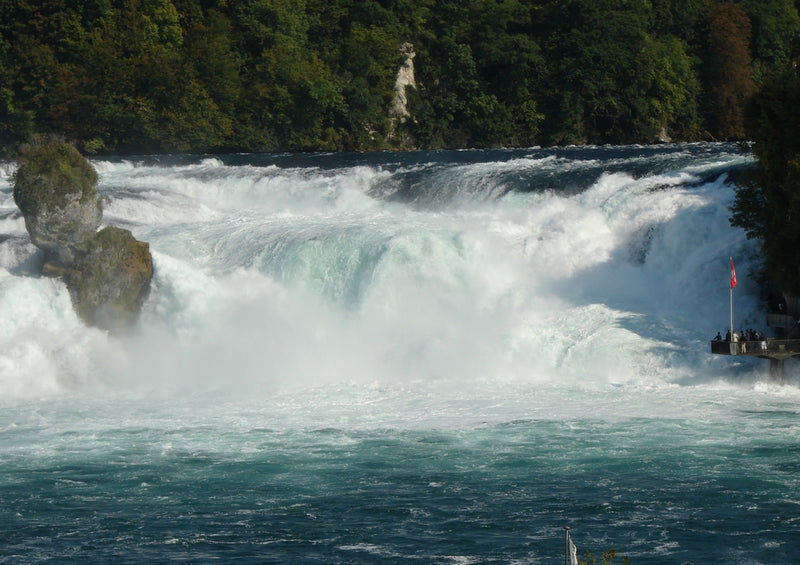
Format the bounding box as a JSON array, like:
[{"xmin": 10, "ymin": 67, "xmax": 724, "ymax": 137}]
[
  {"xmin": 3, "ymin": 390, "xmax": 799, "ymax": 563},
  {"xmin": 1, "ymin": 144, "xmax": 799, "ymax": 563}
]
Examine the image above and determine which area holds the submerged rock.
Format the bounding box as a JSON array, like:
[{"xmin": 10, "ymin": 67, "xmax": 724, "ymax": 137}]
[{"xmin": 13, "ymin": 138, "xmax": 152, "ymax": 333}]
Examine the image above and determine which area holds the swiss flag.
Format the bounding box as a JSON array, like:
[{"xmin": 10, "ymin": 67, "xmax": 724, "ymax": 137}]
[{"xmin": 730, "ymin": 257, "xmax": 737, "ymax": 289}]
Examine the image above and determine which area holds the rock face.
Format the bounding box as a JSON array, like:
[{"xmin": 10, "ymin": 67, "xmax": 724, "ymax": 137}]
[
  {"xmin": 13, "ymin": 139, "xmax": 152, "ymax": 333},
  {"xmin": 70, "ymin": 226, "xmax": 154, "ymax": 333},
  {"xmin": 390, "ymin": 42, "xmax": 416, "ymax": 122},
  {"xmin": 387, "ymin": 42, "xmax": 417, "ymax": 147},
  {"xmin": 13, "ymin": 140, "xmax": 103, "ymax": 266}
]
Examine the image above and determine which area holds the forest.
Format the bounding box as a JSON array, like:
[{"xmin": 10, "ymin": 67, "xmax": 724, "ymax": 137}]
[{"xmin": 1, "ymin": 0, "xmax": 799, "ymax": 155}]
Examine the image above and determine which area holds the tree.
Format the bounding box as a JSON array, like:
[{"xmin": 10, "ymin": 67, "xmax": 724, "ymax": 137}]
[
  {"xmin": 178, "ymin": 7, "xmax": 239, "ymax": 148},
  {"xmin": 733, "ymin": 67, "xmax": 800, "ymax": 295},
  {"xmin": 638, "ymin": 34, "xmax": 701, "ymax": 140},
  {"xmin": 470, "ymin": 0, "xmax": 545, "ymax": 146},
  {"xmin": 704, "ymin": 2, "xmax": 755, "ymax": 140},
  {"xmin": 740, "ymin": 0, "xmax": 800, "ymax": 82},
  {"xmin": 229, "ymin": 0, "xmax": 344, "ymax": 150},
  {"xmin": 539, "ymin": 0, "xmax": 659, "ymax": 144}
]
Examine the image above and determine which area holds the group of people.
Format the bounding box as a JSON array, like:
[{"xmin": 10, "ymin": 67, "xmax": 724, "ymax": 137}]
[
  {"xmin": 713, "ymin": 328, "xmax": 768, "ymax": 351},
  {"xmin": 715, "ymin": 328, "xmax": 766, "ymax": 342}
]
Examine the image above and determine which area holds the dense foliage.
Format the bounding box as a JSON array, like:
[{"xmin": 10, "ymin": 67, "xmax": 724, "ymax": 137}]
[
  {"xmin": 1, "ymin": 0, "xmax": 799, "ymax": 154},
  {"xmin": 733, "ymin": 66, "xmax": 800, "ymax": 296}
]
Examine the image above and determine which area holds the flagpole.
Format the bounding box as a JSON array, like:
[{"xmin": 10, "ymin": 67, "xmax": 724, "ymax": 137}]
[
  {"xmin": 730, "ymin": 257, "xmax": 736, "ymax": 350},
  {"xmin": 731, "ymin": 287, "xmax": 733, "ymax": 340}
]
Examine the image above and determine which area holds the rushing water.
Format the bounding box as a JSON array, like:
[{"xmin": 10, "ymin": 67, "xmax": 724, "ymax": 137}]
[{"xmin": 1, "ymin": 144, "xmax": 799, "ymax": 564}]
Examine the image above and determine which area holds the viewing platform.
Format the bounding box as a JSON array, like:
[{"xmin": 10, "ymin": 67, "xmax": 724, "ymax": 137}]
[
  {"xmin": 710, "ymin": 338, "xmax": 800, "ymax": 378},
  {"xmin": 710, "ymin": 338, "xmax": 800, "ymax": 359}
]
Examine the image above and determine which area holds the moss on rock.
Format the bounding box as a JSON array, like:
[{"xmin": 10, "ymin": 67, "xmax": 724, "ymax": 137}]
[
  {"xmin": 13, "ymin": 137, "xmax": 153, "ymax": 334},
  {"xmin": 13, "ymin": 137, "xmax": 99, "ymax": 217},
  {"xmin": 13, "ymin": 137, "xmax": 103, "ymax": 266},
  {"xmin": 70, "ymin": 226, "xmax": 153, "ymax": 333}
]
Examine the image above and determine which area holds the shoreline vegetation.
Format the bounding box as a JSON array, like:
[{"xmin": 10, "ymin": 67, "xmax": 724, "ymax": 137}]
[
  {"xmin": 1, "ymin": 1, "xmax": 798, "ymax": 156},
  {"xmin": 733, "ymin": 65, "xmax": 800, "ymax": 302}
]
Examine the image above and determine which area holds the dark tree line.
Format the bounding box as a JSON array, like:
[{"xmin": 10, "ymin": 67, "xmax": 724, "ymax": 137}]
[
  {"xmin": 732, "ymin": 65, "xmax": 800, "ymax": 298},
  {"xmin": 1, "ymin": 0, "xmax": 799, "ymax": 155}
]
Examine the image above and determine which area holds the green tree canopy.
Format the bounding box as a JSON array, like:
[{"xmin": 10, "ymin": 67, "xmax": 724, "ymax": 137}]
[{"xmin": 0, "ymin": 0, "xmax": 799, "ymax": 153}]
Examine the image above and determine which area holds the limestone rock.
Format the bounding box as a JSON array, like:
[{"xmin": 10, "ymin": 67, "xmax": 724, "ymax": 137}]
[
  {"xmin": 13, "ymin": 138, "xmax": 153, "ymax": 333},
  {"xmin": 387, "ymin": 42, "xmax": 418, "ymax": 148},
  {"xmin": 390, "ymin": 42, "xmax": 416, "ymax": 122},
  {"xmin": 655, "ymin": 126, "xmax": 672, "ymax": 143},
  {"xmin": 69, "ymin": 226, "xmax": 153, "ymax": 333},
  {"xmin": 13, "ymin": 139, "xmax": 102, "ymax": 266}
]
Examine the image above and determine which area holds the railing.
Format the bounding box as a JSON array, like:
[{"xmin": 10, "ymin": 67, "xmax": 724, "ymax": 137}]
[{"xmin": 710, "ymin": 338, "xmax": 800, "ymax": 357}]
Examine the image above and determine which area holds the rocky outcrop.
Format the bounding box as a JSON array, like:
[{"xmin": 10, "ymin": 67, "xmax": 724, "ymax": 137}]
[
  {"xmin": 13, "ymin": 138, "xmax": 152, "ymax": 333},
  {"xmin": 390, "ymin": 42, "xmax": 416, "ymax": 122},
  {"xmin": 13, "ymin": 139, "xmax": 103, "ymax": 266},
  {"xmin": 387, "ymin": 42, "xmax": 417, "ymax": 147},
  {"xmin": 655, "ymin": 126, "xmax": 672, "ymax": 143},
  {"xmin": 69, "ymin": 226, "xmax": 153, "ymax": 333}
]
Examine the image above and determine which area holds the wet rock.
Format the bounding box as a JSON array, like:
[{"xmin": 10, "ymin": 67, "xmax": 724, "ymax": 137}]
[
  {"xmin": 13, "ymin": 138, "xmax": 152, "ymax": 333},
  {"xmin": 13, "ymin": 139, "xmax": 102, "ymax": 266},
  {"xmin": 69, "ymin": 226, "xmax": 153, "ymax": 334}
]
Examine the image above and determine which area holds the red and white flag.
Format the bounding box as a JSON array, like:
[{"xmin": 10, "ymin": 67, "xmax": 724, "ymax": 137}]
[{"xmin": 730, "ymin": 257, "xmax": 737, "ymax": 289}]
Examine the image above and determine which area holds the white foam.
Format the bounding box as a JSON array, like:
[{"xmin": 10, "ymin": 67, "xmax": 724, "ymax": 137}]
[
  {"xmin": 0, "ymin": 272, "xmax": 112, "ymax": 396},
  {"xmin": 0, "ymin": 147, "xmax": 779, "ymax": 410}
]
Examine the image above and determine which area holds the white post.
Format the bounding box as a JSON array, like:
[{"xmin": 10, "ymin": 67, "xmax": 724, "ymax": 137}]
[
  {"xmin": 730, "ymin": 257, "xmax": 736, "ymax": 355},
  {"xmin": 564, "ymin": 527, "xmax": 569, "ymax": 565}
]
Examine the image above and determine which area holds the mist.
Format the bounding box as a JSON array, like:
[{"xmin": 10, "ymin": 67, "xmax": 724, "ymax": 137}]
[{"xmin": 1, "ymin": 145, "xmax": 782, "ymax": 405}]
